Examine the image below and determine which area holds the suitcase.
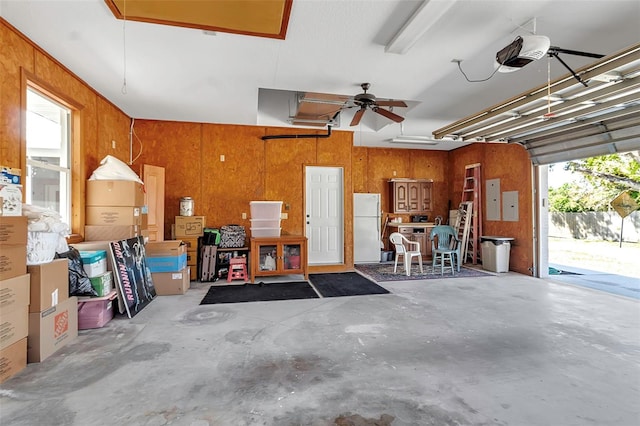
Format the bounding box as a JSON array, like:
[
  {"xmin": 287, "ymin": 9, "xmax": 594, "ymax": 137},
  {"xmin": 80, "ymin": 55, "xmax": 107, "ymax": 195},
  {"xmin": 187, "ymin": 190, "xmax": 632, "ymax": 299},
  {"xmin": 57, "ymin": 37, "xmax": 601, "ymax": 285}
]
[{"xmin": 200, "ymin": 245, "xmax": 217, "ymax": 282}]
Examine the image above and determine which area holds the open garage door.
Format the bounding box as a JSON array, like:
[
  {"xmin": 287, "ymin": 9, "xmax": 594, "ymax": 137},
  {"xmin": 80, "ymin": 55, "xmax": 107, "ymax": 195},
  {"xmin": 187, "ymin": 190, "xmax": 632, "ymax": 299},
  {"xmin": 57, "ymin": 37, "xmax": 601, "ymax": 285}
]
[
  {"xmin": 433, "ymin": 43, "xmax": 640, "ymax": 164},
  {"xmin": 434, "ymin": 43, "xmax": 640, "ymax": 277}
]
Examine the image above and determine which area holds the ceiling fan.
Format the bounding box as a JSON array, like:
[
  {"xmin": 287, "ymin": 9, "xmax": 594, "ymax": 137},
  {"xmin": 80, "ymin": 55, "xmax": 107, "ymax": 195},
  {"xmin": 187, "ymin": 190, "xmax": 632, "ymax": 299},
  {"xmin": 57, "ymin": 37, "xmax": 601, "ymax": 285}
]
[{"xmin": 347, "ymin": 83, "xmax": 407, "ymax": 126}]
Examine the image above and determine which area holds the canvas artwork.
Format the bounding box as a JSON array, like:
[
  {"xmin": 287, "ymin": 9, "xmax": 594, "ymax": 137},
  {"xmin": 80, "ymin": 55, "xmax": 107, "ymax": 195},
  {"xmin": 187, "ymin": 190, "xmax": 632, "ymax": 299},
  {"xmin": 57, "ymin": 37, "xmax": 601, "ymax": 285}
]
[{"xmin": 109, "ymin": 236, "xmax": 156, "ymax": 318}]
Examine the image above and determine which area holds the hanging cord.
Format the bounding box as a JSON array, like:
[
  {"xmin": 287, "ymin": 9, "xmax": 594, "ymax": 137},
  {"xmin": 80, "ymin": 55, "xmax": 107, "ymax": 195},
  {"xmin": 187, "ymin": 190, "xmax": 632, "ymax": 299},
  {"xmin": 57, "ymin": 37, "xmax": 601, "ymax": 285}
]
[
  {"xmin": 544, "ymin": 55, "xmax": 554, "ymax": 118},
  {"xmin": 121, "ymin": 0, "xmax": 127, "ymax": 94},
  {"xmin": 455, "ymin": 59, "xmax": 503, "ymax": 83},
  {"xmin": 129, "ymin": 118, "xmax": 144, "ymax": 164}
]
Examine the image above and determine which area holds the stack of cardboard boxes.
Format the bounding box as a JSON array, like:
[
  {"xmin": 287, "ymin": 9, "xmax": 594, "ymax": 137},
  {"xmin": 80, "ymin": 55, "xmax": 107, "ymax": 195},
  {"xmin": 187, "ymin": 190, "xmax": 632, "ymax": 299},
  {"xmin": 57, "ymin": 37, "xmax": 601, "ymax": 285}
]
[
  {"xmin": 0, "ymin": 216, "xmax": 28, "ymax": 383},
  {"xmin": 174, "ymin": 215, "xmax": 205, "ymax": 281},
  {"xmin": 85, "ymin": 180, "xmax": 147, "ymax": 241},
  {"xmin": 0, "ymin": 216, "xmax": 77, "ymax": 382},
  {"xmin": 26, "ymin": 258, "xmax": 77, "ymax": 363},
  {"xmin": 77, "ymin": 250, "xmax": 116, "ymax": 330},
  {"xmin": 146, "ymin": 241, "xmax": 189, "ymax": 295}
]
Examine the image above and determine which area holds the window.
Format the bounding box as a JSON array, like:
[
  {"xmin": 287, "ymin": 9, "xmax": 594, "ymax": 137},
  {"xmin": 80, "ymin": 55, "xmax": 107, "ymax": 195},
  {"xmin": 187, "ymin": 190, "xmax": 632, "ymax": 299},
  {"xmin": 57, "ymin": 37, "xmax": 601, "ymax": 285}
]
[{"xmin": 25, "ymin": 88, "xmax": 72, "ymax": 225}]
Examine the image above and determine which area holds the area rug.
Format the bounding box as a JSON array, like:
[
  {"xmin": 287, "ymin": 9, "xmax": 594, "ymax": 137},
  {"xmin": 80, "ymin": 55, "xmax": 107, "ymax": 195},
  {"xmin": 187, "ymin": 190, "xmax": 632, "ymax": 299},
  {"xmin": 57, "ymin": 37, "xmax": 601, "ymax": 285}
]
[
  {"xmin": 200, "ymin": 282, "xmax": 319, "ymax": 305},
  {"xmin": 355, "ymin": 263, "xmax": 494, "ymax": 282},
  {"xmin": 308, "ymin": 272, "xmax": 390, "ymax": 297}
]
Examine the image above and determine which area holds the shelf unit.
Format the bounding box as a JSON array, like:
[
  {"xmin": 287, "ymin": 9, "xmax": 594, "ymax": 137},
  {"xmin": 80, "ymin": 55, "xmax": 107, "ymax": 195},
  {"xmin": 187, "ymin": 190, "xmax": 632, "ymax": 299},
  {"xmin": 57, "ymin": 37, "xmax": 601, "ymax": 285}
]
[{"xmin": 249, "ymin": 235, "xmax": 307, "ymax": 283}]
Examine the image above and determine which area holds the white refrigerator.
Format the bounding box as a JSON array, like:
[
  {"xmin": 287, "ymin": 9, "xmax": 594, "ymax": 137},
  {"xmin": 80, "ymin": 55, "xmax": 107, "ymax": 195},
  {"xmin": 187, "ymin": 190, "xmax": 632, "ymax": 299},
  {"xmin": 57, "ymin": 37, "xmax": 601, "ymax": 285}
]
[{"xmin": 353, "ymin": 193, "xmax": 382, "ymax": 264}]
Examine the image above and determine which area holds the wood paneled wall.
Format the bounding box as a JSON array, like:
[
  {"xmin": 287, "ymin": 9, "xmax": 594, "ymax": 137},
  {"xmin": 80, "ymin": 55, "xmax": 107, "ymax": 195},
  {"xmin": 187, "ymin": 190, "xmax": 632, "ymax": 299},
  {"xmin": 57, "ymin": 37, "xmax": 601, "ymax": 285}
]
[
  {"xmin": 1, "ymin": 19, "xmax": 131, "ymax": 236},
  {"xmin": 448, "ymin": 143, "xmax": 534, "ymax": 275},
  {"xmin": 2, "ymin": 19, "xmax": 535, "ymax": 275}
]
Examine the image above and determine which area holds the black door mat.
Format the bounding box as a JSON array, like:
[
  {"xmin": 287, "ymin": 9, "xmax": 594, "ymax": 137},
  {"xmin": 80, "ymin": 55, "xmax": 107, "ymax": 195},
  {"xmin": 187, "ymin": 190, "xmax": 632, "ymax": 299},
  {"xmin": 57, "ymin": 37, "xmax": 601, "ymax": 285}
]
[
  {"xmin": 200, "ymin": 282, "xmax": 319, "ymax": 305},
  {"xmin": 308, "ymin": 272, "xmax": 390, "ymax": 297}
]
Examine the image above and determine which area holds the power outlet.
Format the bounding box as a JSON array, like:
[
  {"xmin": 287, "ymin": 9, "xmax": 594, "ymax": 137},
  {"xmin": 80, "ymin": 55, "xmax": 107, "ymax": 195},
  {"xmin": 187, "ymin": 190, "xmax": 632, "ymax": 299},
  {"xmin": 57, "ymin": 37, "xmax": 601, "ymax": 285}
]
[
  {"xmin": 242, "ymin": 212, "xmax": 247, "ymax": 219},
  {"xmin": 280, "ymin": 213, "xmax": 288, "ymax": 219}
]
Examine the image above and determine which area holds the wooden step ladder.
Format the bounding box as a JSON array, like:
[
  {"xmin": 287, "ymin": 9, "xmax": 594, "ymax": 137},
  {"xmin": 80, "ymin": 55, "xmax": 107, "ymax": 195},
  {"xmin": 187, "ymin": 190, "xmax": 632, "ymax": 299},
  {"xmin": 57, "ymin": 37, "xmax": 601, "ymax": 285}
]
[
  {"xmin": 461, "ymin": 163, "xmax": 482, "ymax": 264},
  {"xmin": 453, "ymin": 201, "xmax": 473, "ymax": 264}
]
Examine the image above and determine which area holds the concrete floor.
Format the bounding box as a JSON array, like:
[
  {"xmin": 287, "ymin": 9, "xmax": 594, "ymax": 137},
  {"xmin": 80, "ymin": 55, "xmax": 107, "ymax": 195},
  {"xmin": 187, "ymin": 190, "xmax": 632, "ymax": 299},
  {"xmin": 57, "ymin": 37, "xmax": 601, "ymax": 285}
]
[
  {"xmin": 548, "ymin": 262, "xmax": 640, "ymax": 299},
  {"xmin": 1, "ymin": 271, "xmax": 639, "ymax": 426}
]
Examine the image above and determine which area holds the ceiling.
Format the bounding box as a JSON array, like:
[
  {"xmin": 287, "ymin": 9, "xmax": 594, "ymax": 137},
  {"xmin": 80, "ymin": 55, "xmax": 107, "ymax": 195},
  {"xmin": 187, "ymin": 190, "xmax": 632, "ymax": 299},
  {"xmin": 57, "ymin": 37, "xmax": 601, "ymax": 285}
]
[{"xmin": 2, "ymin": 0, "xmax": 640, "ymax": 155}]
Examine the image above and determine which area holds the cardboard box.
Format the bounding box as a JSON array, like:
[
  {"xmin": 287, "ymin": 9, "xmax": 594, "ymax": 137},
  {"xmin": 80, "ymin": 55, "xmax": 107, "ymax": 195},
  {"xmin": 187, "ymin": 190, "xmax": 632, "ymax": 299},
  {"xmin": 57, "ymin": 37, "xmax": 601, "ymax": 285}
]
[
  {"xmin": 89, "ymin": 271, "xmax": 113, "ymax": 297},
  {"xmin": 1, "ymin": 166, "xmax": 21, "ymax": 185},
  {"xmin": 0, "ymin": 216, "xmax": 28, "ymax": 245},
  {"xmin": 0, "ymin": 273, "xmax": 30, "ymax": 315},
  {"xmin": 0, "ymin": 245, "xmax": 27, "ymax": 281},
  {"xmin": 186, "ymin": 251, "xmax": 197, "ymax": 266},
  {"xmin": 145, "ymin": 241, "xmax": 187, "ymax": 257},
  {"xmin": 188, "ymin": 265, "xmax": 197, "ymax": 281},
  {"xmin": 145, "ymin": 241, "xmax": 187, "ymax": 272},
  {"xmin": 77, "ymin": 291, "xmax": 116, "ymax": 330},
  {"xmin": 179, "ymin": 237, "xmax": 199, "ymax": 251},
  {"xmin": 146, "ymin": 253, "xmax": 187, "ymax": 273},
  {"xmin": 0, "ymin": 337, "xmax": 27, "ymax": 384},
  {"xmin": 27, "ymin": 297, "xmax": 78, "ymax": 363},
  {"xmin": 86, "ymin": 206, "xmax": 142, "ymax": 226},
  {"xmin": 151, "ymin": 267, "xmax": 190, "ymax": 295},
  {"xmin": 174, "ymin": 216, "xmax": 205, "ymax": 237},
  {"xmin": 0, "ymin": 184, "xmax": 22, "ymax": 216},
  {"xmin": 27, "ymin": 259, "xmax": 69, "ymax": 313},
  {"xmin": 79, "ymin": 250, "xmax": 107, "ymax": 277},
  {"xmin": 86, "ymin": 180, "xmax": 145, "ymax": 207},
  {"xmin": 84, "ymin": 225, "xmax": 141, "ymax": 242},
  {"xmin": 0, "ymin": 306, "xmax": 28, "ymax": 351}
]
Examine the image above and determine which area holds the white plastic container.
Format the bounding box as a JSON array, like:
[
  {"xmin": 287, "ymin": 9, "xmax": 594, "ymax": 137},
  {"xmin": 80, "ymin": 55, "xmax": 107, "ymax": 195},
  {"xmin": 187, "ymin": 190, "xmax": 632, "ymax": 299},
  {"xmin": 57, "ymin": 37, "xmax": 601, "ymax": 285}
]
[
  {"xmin": 250, "ymin": 218, "xmax": 281, "ymax": 228},
  {"xmin": 250, "ymin": 227, "xmax": 281, "ymax": 237},
  {"xmin": 250, "ymin": 201, "xmax": 283, "ymax": 219},
  {"xmin": 26, "ymin": 231, "xmax": 59, "ymax": 265}
]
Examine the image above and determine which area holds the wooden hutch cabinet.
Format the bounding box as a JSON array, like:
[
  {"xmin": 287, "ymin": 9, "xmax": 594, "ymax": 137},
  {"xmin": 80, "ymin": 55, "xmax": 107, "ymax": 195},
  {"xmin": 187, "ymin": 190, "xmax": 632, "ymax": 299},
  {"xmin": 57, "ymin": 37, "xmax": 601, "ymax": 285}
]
[
  {"xmin": 389, "ymin": 179, "xmax": 433, "ymax": 214},
  {"xmin": 249, "ymin": 235, "xmax": 308, "ymax": 283}
]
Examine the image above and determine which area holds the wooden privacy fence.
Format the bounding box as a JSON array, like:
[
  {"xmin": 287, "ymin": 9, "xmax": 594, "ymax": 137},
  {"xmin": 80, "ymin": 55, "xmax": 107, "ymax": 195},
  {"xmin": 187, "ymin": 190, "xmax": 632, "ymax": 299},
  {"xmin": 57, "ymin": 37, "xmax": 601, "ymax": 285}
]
[{"xmin": 549, "ymin": 211, "xmax": 640, "ymax": 243}]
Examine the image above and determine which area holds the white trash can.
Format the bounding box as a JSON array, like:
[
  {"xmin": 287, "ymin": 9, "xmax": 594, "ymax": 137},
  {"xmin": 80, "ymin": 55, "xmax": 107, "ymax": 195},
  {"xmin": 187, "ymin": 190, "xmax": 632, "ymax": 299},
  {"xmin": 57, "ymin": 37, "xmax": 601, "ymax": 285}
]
[{"xmin": 480, "ymin": 236, "xmax": 514, "ymax": 273}]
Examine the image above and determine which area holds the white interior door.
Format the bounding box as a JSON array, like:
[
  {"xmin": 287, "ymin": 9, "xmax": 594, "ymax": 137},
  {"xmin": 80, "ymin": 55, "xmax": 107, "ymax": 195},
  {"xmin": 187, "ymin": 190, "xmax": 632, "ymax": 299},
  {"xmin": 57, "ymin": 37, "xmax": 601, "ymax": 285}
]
[
  {"xmin": 142, "ymin": 164, "xmax": 165, "ymax": 242},
  {"xmin": 305, "ymin": 166, "xmax": 344, "ymax": 265}
]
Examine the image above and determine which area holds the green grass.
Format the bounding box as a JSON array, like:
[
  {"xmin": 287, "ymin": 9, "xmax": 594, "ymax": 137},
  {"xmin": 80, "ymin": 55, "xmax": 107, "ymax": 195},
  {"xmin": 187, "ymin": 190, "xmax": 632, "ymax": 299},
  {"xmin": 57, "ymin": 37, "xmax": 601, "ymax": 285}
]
[{"xmin": 548, "ymin": 237, "xmax": 640, "ymax": 277}]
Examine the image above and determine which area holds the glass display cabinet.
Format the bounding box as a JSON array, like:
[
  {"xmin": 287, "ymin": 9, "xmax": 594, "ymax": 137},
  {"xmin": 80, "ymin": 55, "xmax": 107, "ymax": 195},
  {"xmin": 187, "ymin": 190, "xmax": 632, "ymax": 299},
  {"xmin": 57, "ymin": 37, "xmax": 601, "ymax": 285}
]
[{"xmin": 249, "ymin": 235, "xmax": 308, "ymax": 283}]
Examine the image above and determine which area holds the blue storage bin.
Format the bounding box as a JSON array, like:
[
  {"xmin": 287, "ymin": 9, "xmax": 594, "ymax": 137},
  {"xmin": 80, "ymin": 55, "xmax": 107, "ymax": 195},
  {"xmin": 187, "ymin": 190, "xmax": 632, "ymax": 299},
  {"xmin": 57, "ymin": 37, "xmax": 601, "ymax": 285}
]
[{"xmin": 146, "ymin": 253, "xmax": 187, "ymax": 273}]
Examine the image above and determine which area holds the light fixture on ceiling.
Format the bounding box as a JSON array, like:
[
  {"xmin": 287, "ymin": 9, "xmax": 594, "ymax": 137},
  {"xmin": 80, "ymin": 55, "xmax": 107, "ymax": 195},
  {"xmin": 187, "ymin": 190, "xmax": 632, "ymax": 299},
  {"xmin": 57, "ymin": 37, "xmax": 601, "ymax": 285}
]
[
  {"xmin": 389, "ymin": 135, "xmax": 439, "ymax": 145},
  {"xmin": 385, "ymin": 0, "xmax": 458, "ymax": 55}
]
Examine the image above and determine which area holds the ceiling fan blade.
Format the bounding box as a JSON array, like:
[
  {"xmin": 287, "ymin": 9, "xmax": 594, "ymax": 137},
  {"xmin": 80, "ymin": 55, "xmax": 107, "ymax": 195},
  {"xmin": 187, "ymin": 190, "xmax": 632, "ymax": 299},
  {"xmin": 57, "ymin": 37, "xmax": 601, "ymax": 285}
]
[
  {"xmin": 373, "ymin": 107, "xmax": 404, "ymax": 123},
  {"xmin": 375, "ymin": 100, "xmax": 407, "ymax": 108},
  {"xmin": 350, "ymin": 108, "xmax": 366, "ymax": 126}
]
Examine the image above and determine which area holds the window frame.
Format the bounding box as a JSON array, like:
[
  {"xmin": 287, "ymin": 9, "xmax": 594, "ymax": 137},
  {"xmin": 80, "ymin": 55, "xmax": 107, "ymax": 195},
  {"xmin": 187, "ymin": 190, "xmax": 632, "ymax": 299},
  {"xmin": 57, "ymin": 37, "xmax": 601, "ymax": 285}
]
[{"xmin": 21, "ymin": 69, "xmax": 85, "ymax": 243}]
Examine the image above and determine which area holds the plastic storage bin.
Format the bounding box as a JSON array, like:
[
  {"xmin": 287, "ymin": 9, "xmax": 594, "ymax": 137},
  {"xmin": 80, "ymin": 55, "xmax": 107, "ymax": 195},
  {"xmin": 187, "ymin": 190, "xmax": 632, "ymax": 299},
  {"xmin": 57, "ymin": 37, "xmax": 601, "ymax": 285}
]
[
  {"xmin": 250, "ymin": 201, "xmax": 283, "ymax": 219},
  {"xmin": 250, "ymin": 227, "xmax": 281, "ymax": 237},
  {"xmin": 250, "ymin": 218, "xmax": 281, "ymax": 228},
  {"xmin": 480, "ymin": 236, "xmax": 514, "ymax": 273}
]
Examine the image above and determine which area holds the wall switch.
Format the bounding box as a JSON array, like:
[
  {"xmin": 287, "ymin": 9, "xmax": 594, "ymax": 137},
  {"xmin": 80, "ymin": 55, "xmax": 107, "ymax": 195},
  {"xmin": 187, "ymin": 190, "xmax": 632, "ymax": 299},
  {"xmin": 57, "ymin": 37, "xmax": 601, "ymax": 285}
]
[
  {"xmin": 281, "ymin": 213, "xmax": 288, "ymax": 219},
  {"xmin": 112, "ymin": 140, "xmax": 116, "ymax": 149},
  {"xmin": 220, "ymin": 154, "xmax": 225, "ymax": 162},
  {"xmin": 242, "ymin": 212, "xmax": 247, "ymax": 219}
]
